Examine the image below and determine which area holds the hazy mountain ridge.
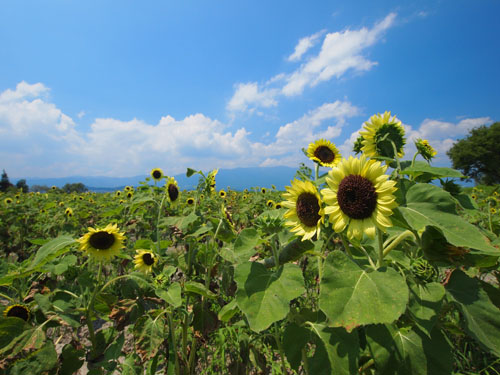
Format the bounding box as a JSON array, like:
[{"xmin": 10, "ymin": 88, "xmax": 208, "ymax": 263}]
[{"xmin": 22, "ymin": 166, "xmax": 301, "ymax": 192}]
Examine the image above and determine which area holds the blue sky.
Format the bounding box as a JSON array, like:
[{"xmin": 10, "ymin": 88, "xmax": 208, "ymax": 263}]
[{"xmin": 1, "ymin": 0, "xmax": 498, "ymax": 178}]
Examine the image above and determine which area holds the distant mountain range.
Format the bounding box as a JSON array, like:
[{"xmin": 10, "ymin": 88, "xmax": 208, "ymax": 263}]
[{"xmin": 22, "ymin": 166, "xmax": 301, "ymax": 192}]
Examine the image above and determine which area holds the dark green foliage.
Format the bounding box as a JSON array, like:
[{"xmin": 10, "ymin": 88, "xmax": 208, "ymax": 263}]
[
  {"xmin": 447, "ymin": 122, "xmax": 500, "ymax": 185},
  {"xmin": 0, "ymin": 169, "xmax": 13, "ymax": 192},
  {"xmin": 16, "ymin": 179, "xmax": 29, "ymax": 193},
  {"xmin": 62, "ymin": 182, "xmax": 88, "ymax": 193}
]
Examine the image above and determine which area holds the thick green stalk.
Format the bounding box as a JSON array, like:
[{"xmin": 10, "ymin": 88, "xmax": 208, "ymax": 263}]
[
  {"xmin": 383, "ymin": 230, "xmax": 416, "ymax": 258},
  {"xmin": 314, "ymin": 163, "xmax": 319, "ymax": 182},
  {"xmin": 85, "ymin": 262, "xmax": 102, "ymax": 356},
  {"xmin": 376, "ymin": 228, "xmax": 385, "ymax": 268},
  {"xmin": 166, "ymin": 311, "xmax": 181, "ymax": 375},
  {"xmin": 340, "ymin": 234, "xmax": 353, "ymax": 258},
  {"xmin": 156, "ymin": 194, "xmax": 167, "ymax": 254}
]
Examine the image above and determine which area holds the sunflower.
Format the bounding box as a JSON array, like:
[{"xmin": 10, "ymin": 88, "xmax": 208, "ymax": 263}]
[
  {"xmin": 77, "ymin": 224, "xmax": 125, "ymax": 260},
  {"xmin": 491, "ymin": 207, "xmax": 497, "ymax": 214},
  {"xmin": 266, "ymin": 199, "xmax": 275, "ymax": 208},
  {"xmin": 133, "ymin": 250, "xmax": 158, "ymax": 274},
  {"xmin": 261, "ymin": 188, "xmax": 267, "ymax": 194},
  {"xmin": 126, "ymin": 191, "xmax": 133, "ymax": 199},
  {"xmin": 321, "ymin": 155, "xmax": 398, "ymax": 240},
  {"xmin": 471, "ymin": 194, "xmax": 477, "ymax": 200},
  {"xmin": 415, "ymin": 138, "xmax": 437, "ymax": 162},
  {"xmin": 219, "ymin": 190, "xmax": 227, "ymax": 198},
  {"xmin": 166, "ymin": 177, "xmax": 180, "ymax": 203},
  {"xmin": 306, "ymin": 139, "xmax": 342, "ymax": 167},
  {"xmin": 242, "ymin": 194, "xmax": 248, "ymax": 200},
  {"xmin": 58, "ymin": 201, "xmax": 65, "ymax": 207},
  {"xmin": 353, "ymin": 135, "xmax": 364, "ymax": 155},
  {"xmin": 51, "ymin": 186, "xmax": 57, "ymax": 190},
  {"xmin": 359, "ymin": 111, "xmax": 406, "ymax": 159},
  {"xmin": 151, "ymin": 168, "xmax": 164, "ymax": 181},
  {"xmin": 186, "ymin": 197, "xmax": 195, "ymax": 205},
  {"xmin": 3, "ymin": 304, "xmax": 31, "ymax": 321},
  {"xmin": 282, "ymin": 180, "xmax": 324, "ymax": 241},
  {"xmin": 275, "ymin": 202, "xmax": 283, "ymax": 209},
  {"xmin": 4, "ymin": 198, "xmax": 13, "ymax": 205},
  {"xmin": 65, "ymin": 207, "xmax": 73, "ymax": 217},
  {"xmin": 124, "ymin": 186, "xmax": 133, "ymax": 192}
]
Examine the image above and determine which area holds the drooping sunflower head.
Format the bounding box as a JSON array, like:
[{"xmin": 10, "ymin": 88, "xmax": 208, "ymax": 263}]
[
  {"xmin": 150, "ymin": 168, "xmax": 164, "ymax": 181},
  {"xmin": 65, "ymin": 207, "xmax": 73, "ymax": 217},
  {"xmin": 360, "ymin": 111, "xmax": 406, "ymax": 159},
  {"xmin": 282, "ymin": 180, "xmax": 324, "ymax": 241},
  {"xmin": 306, "ymin": 139, "xmax": 342, "ymax": 167},
  {"xmin": 77, "ymin": 224, "xmax": 125, "ymax": 260},
  {"xmin": 415, "ymin": 138, "xmax": 437, "ymax": 162},
  {"xmin": 266, "ymin": 199, "xmax": 275, "ymax": 208},
  {"xmin": 166, "ymin": 177, "xmax": 180, "ymax": 203},
  {"xmin": 219, "ymin": 190, "xmax": 227, "ymax": 199},
  {"xmin": 133, "ymin": 249, "xmax": 158, "ymax": 274},
  {"xmin": 186, "ymin": 197, "xmax": 195, "ymax": 205},
  {"xmin": 321, "ymin": 155, "xmax": 398, "ymax": 240},
  {"xmin": 58, "ymin": 201, "xmax": 65, "ymax": 207},
  {"xmin": 3, "ymin": 304, "xmax": 31, "ymax": 321}
]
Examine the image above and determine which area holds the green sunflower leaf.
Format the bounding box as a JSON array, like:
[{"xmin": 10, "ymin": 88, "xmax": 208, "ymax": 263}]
[
  {"xmin": 401, "ymin": 161, "xmax": 464, "ymax": 182},
  {"xmin": 234, "ymin": 262, "xmax": 305, "ymax": 332},
  {"xmin": 445, "ymin": 270, "xmax": 500, "ymax": 357},
  {"xmin": 408, "ymin": 281, "xmax": 445, "ymax": 337},
  {"xmin": 319, "ymin": 251, "xmax": 408, "ymax": 330},
  {"xmin": 155, "ymin": 282, "xmax": 182, "ymax": 308},
  {"xmin": 398, "ymin": 183, "xmax": 499, "ymax": 255}
]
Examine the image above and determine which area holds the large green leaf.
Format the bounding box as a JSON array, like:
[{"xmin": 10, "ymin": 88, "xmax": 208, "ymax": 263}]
[
  {"xmin": 155, "ymin": 282, "xmax": 182, "ymax": 308},
  {"xmin": 401, "ymin": 161, "xmax": 464, "ymax": 182},
  {"xmin": 319, "ymin": 251, "xmax": 408, "ymax": 331},
  {"xmin": 366, "ymin": 324, "xmax": 452, "ymax": 375},
  {"xmin": 234, "ymin": 262, "xmax": 305, "ymax": 332},
  {"xmin": 283, "ymin": 323, "xmax": 310, "ymax": 371},
  {"xmin": 233, "ymin": 227, "xmax": 260, "ymax": 263},
  {"xmin": 408, "ymin": 281, "xmax": 445, "ymax": 337},
  {"xmin": 133, "ymin": 315, "xmax": 165, "ymax": 361},
  {"xmin": 399, "ymin": 183, "xmax": 499, "ymax": 255},
  {"xmin": 307, "ymin": 323, "xmax": 360, "ymax": 375},
  {"xmin": 10, "ymin": 341, "xmax": 58, "ymax": 375},
  {"xmin": 30, "ymin": 235, "xmax": 76, "ymax": 270},
  {"xmin": 445, "ymin": 270, "xmax": 500, "ymax": 357}
]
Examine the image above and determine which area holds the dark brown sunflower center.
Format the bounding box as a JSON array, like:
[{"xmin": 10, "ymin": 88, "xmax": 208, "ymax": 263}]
[
  {"xmin": 152, "ymin": 170, "xmax": 162, "ymax": 179},
  {"xmin": 7, "ymin": 306, "xmax": 30, "ymax": 321},
  {"xmin": 168, "ymin": 184, "xmax": 179, "ymax": 201},
  {"xmin": 89, "ymin": 231, "xmax": 116, "ymax": 250},
  {"xmin": 314, "ymin": 146, "xmax": 335, "ymax": 164},
  {"xmin": 187, "ymin": 198, "xmax": 194, "ymax": 204},
  {"xmin": 337, "ymin": 175, "xmax": 377, "ymax": 219},
  {"xmin": 142, "ymin": 253, "xmax": 155, "ymax": 266},
  {"xmin": 296, "ymin": 192, "xmax": 321, "ymax": 227}
]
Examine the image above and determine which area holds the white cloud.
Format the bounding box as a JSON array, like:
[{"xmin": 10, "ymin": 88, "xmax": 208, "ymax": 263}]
[
  {"xmin": 226, "ymin": 82, "xmax": 278, "ymax": 112},
  {"xmin": 282, "ymin": 13, "xmax": 396, "ymax": 96},
  {"xmin": 0, "ymin": 81, "xmax": 49, "ymax": 103},
  {"xmin": 287, "ymin": 30, "xmax": 326, "ymax": 62},
  {"xmin": 227, "ymin": 13, "xmax": 397, "ymax": 114}
]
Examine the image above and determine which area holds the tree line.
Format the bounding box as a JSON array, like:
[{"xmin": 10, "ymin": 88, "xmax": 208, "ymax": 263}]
[{"xmin": 0, "ymin": 170, "xmax": 88, "ymax": 193}]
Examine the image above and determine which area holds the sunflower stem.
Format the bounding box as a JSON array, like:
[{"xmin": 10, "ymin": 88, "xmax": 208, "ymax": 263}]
[
  {"xmin": 382, "ymin": 230, "xmax": 416, "ymax": 258},
  {"xmin": 488, "ymin": 202, "xmax": 493, "ymax": 232},
  {"xmin": 376, "ymin": 228, "xmax": 385, "ymax": 268},
  {"xmin": 85, "ymin": 261, "xmax": 102, "ymax": 357},
  {"xmin": 166, "ymin": 310, "xmax": 181, "ymax": 375},
  {"xmin": 411, "ymin": 151, "xmax": 419, "ymax": 168},
  {"xmin": 271, "ymin": 234, "xmax": 281, "ymax": 270},
  {"xmin": 314, "ymin": 163, "xmax": 319, "ymax": 182},
  {"xmin": 391, "ymin": 140, "xmax": 402, "ymax": 175},
  {"xmin": 156, "ymin": 194, "xmax": 167, "ymax": 254},
  {"xmin": 340, "ymin": 234, "xmax": 353, "ymax": 258}
]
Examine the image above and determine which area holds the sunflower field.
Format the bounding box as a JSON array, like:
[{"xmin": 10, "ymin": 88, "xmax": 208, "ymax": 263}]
[{"xmin": 1, "ymin": 112, "xmax": 500, "ymax": 374}]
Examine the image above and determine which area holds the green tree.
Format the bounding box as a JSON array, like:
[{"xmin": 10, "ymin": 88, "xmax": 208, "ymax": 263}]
[
  {"xmin": 15, "ymin": 179, "xmax": 29, "ymax": 193},
  {"xmin": 31, "ymin": 184, "xmax": 50, "ymax": 192},
  {"xmin": 447, "ymin": 121, "xmax": 500, "ymax": 185},
  {"xmin": 0, "ymin": 170, "xmax": 13, "ymax": 192},
  {"xmin": 62, "ymin": 182, "xmax": 88, "ymax": 193}
]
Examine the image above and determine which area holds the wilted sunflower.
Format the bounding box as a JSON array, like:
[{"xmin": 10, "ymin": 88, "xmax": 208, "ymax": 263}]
[
  {"xmin": 4, "ymin": 198, "xmax": 13, "ymax": 205},
  {"xmin": 321, "ymin": 155, "xmax": 398, "ymax": 240},
  {"xmin": 133, "ymin": 250, "xmax": 158, "ymax": 274},
  {"xmin": 266, "ymin": 200, "xmax": 275, "ymax": 208},
  {"xmin": 166, "ymin": 177, "xmax": 180, "ymax": 203},
  {"xmin": 219, "ymin": 190, "xmax": 227, "ymax": 198},
  {"xmin": 77, "ymin": 224, "xmax": 125, "ymax": 260},
  {"xmin": 307, "ymin": 139, "xmax": 341, "ymax": 167},
  {"xmin": 65, "ymin": 207, "xmax": 73, "ymax": 217},
  {"xmin": 360, "ymin": 111, "xmax": 406, "ymax": 159},
  {"xmin": 151, "ymin": 168, "xmax": 164, "ymax": 181},
  {"xmin": 415, "ymin": 139, "xmax": 437, "ymax": 162},
  {"xmin": 186, "ymin": 197, "xmax": 195, "ymax": 205},
  {"xmin": 282, "ymin": 180, "xmax": 324, "ymax": 241},
  {"xmin": 3, "ymin": 304, "xmax": 31, "ymax": 321}
]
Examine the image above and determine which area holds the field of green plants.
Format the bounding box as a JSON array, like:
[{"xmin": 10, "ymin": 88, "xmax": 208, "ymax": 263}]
[{"xmin": 1, "ymin": 114, "xmax": 500, "ymax": 374}]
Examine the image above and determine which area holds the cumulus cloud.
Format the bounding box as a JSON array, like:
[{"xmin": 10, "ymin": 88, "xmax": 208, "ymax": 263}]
[
  {"xmin": 227, "ymin": 13, "xmax": 396, "ymax": 113},
  {"xmin": 287, "ymin": 30, "xmax": 326, "ymax": 62},
  {"xmin": 226, "ymin": 82, "xmax": 278, "ymax": 112}
]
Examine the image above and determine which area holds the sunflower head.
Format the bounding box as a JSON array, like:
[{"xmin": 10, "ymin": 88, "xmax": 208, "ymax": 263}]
[
  {"xmin": 321, "ymin": 155, "xmax": 398, "ymax": 240},
  {"xmin": 261, "ymin": 188, "xmax": 267, "ymax": 194},
  {"xmin": 352, "ymin": 135, "xmax": 364, "ymax": 155},
  {"xmin": 186, "ymin": 197, "xmax": 195, "ymax": 205},
  {"xmin": 4, "ymin": 198, "xmax": 13, "ymax": 205},
  {"xmin": 59, "ymin": 201, "xmax": 65, "ymax": 207},
  {"xmin": 3, "ymin": 304, "xmax": 31, "ymax": 321},
  {"xmin": 126, "ymin": 191, "xmax": 133, "ymax": 199},
  {"xmin": 133, "ymin": 250, "xmax": 158, "ymax": 274},
  {"xmin": 150, "ymin": 168, "xmax": 164, "ymax": 181},
  {"xmin": 415, "ymin": 138, "xmax": 437, "ymax": 162},
  {"xmin": 166, "ymin": 177, "xmax": 180, "ymax": 203},
  {"xmin": 307, "ymin": 139, "xmax": 341, "ymax": 167},
  {"xmin": 65, "ymin": 207, "xmax": 73, "ymax": 217},
  {"xmin": 491, "ymin": 207, "xmax": 497, "ymax": 214},
  {"xmin": 266, "ymin": 199, "xmax": 275, "ymax": 208},
  {"xmin": 77, "ymin": 224, "xmax": 125, "ymax": 260},
  {"xmin": 124, "ymin": 186, "xmax": 133, "ymax": 192},
  {"xmin": 360, "ymin": 111, "xmax": 406, "ymax": 159},
  {"xmin": 275, "ymin": 202, "xmax": 283, "ymax": 209},
  {"xmin": 219, "ymin": 190, "xmax": 227, "ymax": 198},
  {"xmin": 51, "ymin": 186, "xmax": 57, "ymax": 190},
  {"xmin": 115, "ymin": 190, "xmax": 122, "ymax": 197},
  {"xmin": 282, "ymin": 179, "xmax": 324, "ymax": 241}
]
